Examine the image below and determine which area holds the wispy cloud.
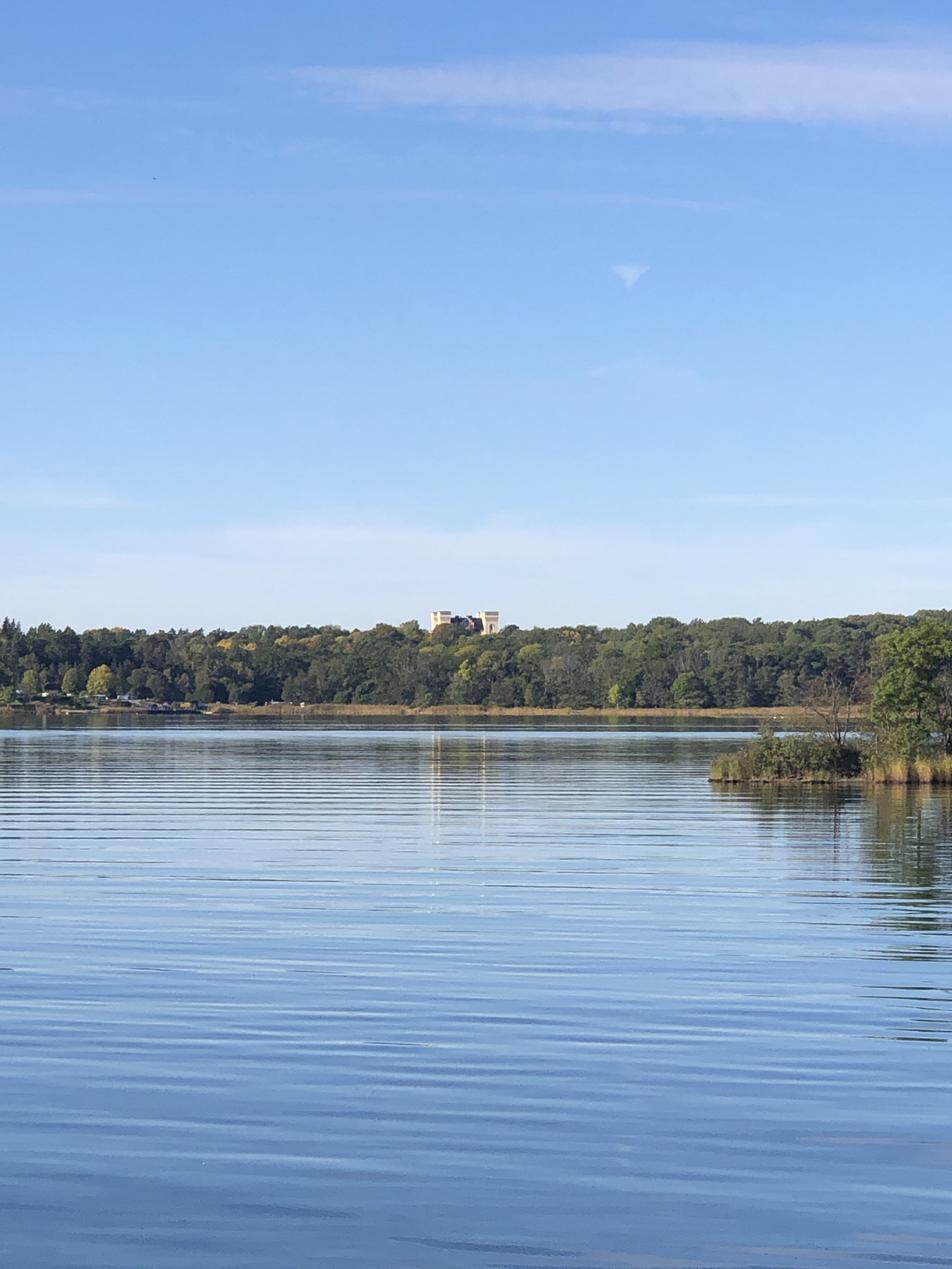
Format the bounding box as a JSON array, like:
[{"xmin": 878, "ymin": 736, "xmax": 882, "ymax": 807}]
[
  {"xmin": 683, "ymin": 493, "xmax": 952, "ymax": 510},
  {"xmin": 0, "ymin": 183, "xmax": 718, "ymax": 214},
  {"xmin": 281, "ymin": 40, "xmax": 952, "ymax": 129},
  {"xmin": 0, "ymin": 187, "xmax": 112, "ymax": 207},
  {"xmin": 613, "ymin": 263, "xmax": 649, "ymax": 289},
  {"xmin": 0, "ymin": 483, "xmax": 139, "ymax": 512},
  {"xmin": 695, "ymin": 494, "xmax": 824, "ymax": 508},
  {"xmin": 483, "ymin": 112, "xmax": 675, "ymax": 137},
  {"xmin": 0, "ymin": 184, "xmax": 231, "ymax": 209},
  {"xmin": 0, "ymin": 185, "xmax": 363, "ymax": 209},
  {"xmin": 0, "ymin": 85, "xmax": 220, "ymax": 117}
]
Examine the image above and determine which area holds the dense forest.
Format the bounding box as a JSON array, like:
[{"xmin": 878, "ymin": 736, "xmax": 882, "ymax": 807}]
[{"xmin": 1, "ymin": 611, "xmax": 949, "ymax": 709}]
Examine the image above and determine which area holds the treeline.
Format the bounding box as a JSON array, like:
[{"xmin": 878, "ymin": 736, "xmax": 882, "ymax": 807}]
[{"xmin": 1, "ymin": 611, "xmax": 949, "ymax": 709}]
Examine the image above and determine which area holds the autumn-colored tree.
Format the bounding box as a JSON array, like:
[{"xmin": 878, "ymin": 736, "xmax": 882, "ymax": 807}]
[{"xmin": 86, "ymin": 664, "xmax": 116, "ymax": 697}]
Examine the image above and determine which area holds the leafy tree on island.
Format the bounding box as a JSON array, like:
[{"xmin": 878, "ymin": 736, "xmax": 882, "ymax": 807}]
[{"xmin": 871, "ymin": 621, "xmax": 952, "ymax": 756}]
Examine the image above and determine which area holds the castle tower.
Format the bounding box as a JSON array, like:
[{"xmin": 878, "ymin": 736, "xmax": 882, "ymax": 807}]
[
  {"xmin": 477, "ymin": 611, "xmax": 500, "ymax": 635},
  {"xmin": 430, "ymin": 611, "xmax": 452, "ymax": 632}
]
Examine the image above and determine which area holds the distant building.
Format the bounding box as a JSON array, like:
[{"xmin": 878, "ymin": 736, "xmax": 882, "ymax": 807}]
[{"xmin": 430, "ymin": 609, "xmax": 501, "ymax": 635}]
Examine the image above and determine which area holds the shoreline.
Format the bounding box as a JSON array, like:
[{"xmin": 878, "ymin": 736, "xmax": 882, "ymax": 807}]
[
  {"xmin": 5, "ymin": 702, "xmax": 857, "ymax": 723},
  {"xmin": 202, "ymin": 703, "xmax": 845, "ymax": 721}
]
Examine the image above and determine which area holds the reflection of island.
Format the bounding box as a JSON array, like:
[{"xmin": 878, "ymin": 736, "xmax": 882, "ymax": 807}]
[
  {"xmin": 714, "ymin": 782, "xmax": 952, "ymax": 1041},
  {"xmin": 713, "ymin": 781, "xmax": 952, "ymax": 947}
]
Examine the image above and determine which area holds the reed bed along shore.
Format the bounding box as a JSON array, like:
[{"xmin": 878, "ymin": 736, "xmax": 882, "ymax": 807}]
[
  {"xmin": 200, "ymin": 702, "xmax": 833, "ymax": 721},
  {"xmin": 863, "ymin": 755, "xmax": 952, "ymax": 784}
]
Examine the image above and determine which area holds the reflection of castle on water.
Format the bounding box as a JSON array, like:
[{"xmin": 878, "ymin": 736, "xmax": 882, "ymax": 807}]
[{"xmin": 428, "ymin": 730, "xmax": 492, "ymax": 855}]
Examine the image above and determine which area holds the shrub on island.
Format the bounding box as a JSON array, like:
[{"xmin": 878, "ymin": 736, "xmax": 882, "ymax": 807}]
[{"xmin": 710, "ymin": 728, "xmax": 863, "ymax": 784}]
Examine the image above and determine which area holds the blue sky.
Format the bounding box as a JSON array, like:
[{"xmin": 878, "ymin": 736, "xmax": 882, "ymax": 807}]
[{"xmin": 3, "ymin": 1, "xmax": 952, "ymax": 629}]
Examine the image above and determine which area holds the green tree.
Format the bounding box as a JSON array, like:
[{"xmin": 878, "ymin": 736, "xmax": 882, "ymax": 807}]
[
  {"xmin": 872, "ymin": 621, "xmax": 952, "ymax": 755},
  {"xmin": 19, "ymin": 668, "xmax": 41, "ymax": 697},
  {"xmin": 193, "ymin": 672, "xmax": 226, "ymax": 704},
  {"xmin": 86, "ymin": 664, "xmax": 116, "ymax": 697},
  {"xmin": 672, "ymin": 671, "xmax": 712, "ymax": 708},
  {"xmin": 61, "ymin": 666, "xmax": 82, "ymax": 695}
]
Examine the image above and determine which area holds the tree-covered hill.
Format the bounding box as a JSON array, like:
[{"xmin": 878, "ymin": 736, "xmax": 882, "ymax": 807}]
[{"xmin": 2, "ymin": 611, "xmax": 949, "ymax": 709}]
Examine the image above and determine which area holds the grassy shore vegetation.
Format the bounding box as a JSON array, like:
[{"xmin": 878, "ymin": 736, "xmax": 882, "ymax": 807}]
[
  {"xmin": 0, "ymin": 610, "xmax": 947, "ymax": 710},
  {"xmin": 711, "ymin": 733, "xmax": 952, "ymax": 785},
  {"xmin": 711, "ymin": 621, "xmax": 952, "ymax": 784}
]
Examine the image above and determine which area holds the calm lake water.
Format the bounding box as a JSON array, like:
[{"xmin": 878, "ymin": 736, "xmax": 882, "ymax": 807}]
[{"xmin": 1, "ymin": 720, "xmax": 951, "ymax": 1268}]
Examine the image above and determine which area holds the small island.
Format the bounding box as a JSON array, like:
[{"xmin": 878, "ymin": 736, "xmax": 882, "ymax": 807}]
[{"xmin": 711, "ymin": 621, "xmax": 952, "ymax": 785}]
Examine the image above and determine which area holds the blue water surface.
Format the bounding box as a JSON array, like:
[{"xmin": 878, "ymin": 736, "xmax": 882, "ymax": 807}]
[{"xmin": 0, "ymin": 721, "xmax": 950, "ymax": 1267}]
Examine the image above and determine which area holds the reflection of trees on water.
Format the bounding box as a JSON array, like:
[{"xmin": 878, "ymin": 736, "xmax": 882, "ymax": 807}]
[
  {"xmin": 712, "ymin": 782, "xmax": 952, "ymax": 957},
  {"xmin": 713, "ymin": 784, "xmax": 952, "ymax": 1041},
  {"xmin": 862, "ymin": 788, "xmax": 952, "ymax": 966},
  {"xmin": 713, "ymin": 783, "xmax": 952, "ymax": 883},
  {"xmin": 710, "ymin": 781, "xmax": 862, "ymax": 858},
  {"xmin": 866, "ymin": 787, "xmax": 952, "ymax": 890}
]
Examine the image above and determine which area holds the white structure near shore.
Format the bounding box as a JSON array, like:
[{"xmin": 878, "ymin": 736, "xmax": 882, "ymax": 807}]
[{"xmin": 430, "ymin": 610, "xmax": 500, "ymax": 635}]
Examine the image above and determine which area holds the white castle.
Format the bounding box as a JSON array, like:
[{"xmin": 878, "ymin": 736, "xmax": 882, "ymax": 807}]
[{"xmin": 430, "ymin": 610, "xmax": 500, "ymax": 636}]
